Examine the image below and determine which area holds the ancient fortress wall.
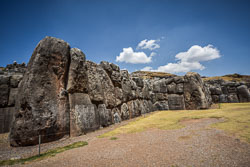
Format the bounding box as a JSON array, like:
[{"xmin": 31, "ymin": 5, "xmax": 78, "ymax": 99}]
[{"xmin": 0, "ymin": 37, "xmax": 249, "ymax": 146}]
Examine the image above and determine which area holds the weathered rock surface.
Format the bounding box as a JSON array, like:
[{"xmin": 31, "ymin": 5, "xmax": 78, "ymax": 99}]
[
  {"xmin": 168, "ymin": 94, "xmax": 185, "ymax": 110},
  {"xmin": 237, "ymin": 85, "xmax": 250, "ymax": 102},
  {"xmin": 2, "ymin": 36, "xmax": 248, "ymax": 146},
  {"xmin": 67, "ymin": 48, "xmax": 87, "ymax": 94},
  {"xmin": 184, "ymin": 72, "xmax": 212, "ymax": 109},
  {"xmin": 10, "ymin": 36, "xmax": 71, "ymax": 146},
  {"xmin": 205, "ymin": 79, "xmax": 250, "ymax": 103}
]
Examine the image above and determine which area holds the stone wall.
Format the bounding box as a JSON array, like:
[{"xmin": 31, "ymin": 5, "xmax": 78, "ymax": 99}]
[
  {"xmin": 0, "ymin": 36, "xmax": 246, "ymax": 146},
  {"xmin": 0, "ymin": 63, "xmax": 25, "ymax": 133},
  {"xmin": 205, "ymin": 79, "xmax": 250, "ymax": 103}
]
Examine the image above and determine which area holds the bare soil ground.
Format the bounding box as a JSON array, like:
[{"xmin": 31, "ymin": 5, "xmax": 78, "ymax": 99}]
[{"xmin": 10, "ymin": 118, "xmax": 250, "ymax": 167}]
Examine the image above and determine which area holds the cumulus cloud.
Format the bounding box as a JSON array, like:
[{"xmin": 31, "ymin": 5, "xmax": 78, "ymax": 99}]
[
  {"xmin": 116, "ymin": 47, "xmax": 153, "ymax": 64},
  {"xmin": 141, "ymin": 45, "xmax": 221, "ymax": 73},
  {"xmin": 141, "ymin": 66, "xmax": 153, "ymax": 71},
  {"xmin": 175, "ymin": 45, "xmax": 220, "ymax": 62},
  {"xmin": 137, "ymin": 39, "xmax": 160, "ymax": 50}
]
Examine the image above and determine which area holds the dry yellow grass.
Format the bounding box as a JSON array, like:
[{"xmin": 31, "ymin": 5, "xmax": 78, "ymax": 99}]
[
  {"xmin": 203, "ymin": 74, "xmax": 250, "ymax": 82},
  {"xmin": 132, "ymin": 71, "xmax": 176, "ymax": 79},
  {"xmin": 99, "ymin": 103, "xmax": 250, "ymax": 143}
]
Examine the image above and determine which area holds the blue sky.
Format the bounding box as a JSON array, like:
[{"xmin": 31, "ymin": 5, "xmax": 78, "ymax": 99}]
[{"xmin": 1, "ymin": 0, "xmax": 250, "ymax": 76}]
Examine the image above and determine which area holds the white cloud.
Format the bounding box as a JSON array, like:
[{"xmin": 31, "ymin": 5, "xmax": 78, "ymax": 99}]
[
  {"xmin": 150, "ymin": 52, "xmax": 157, "ymax": 57},
  {"xmin": 141, "ymin": 66, "xmax": 153, "ymax": 71},
  {"xmin": 137, "ymin": 39, "xmax": 160, "ymax": 50},
  {"xmin": 141, "ymin": 44, "xmax": 221, "ymax": 73},
  {"xmin": 175, "ymin": 45, "xmax": 220, "ymax": 62},
  {"xmin": 156, "ymin": 61, "xmax": 205, "ymax": 73},
  {"xmin": 116, "ymin": 47, "xmax": 152, "ymax": 64}
]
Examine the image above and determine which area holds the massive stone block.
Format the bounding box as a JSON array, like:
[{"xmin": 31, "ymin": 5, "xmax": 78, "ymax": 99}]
[
  {"xmin": 86, "ymin": 61, "xmax": 117, "ymax": 108},
  {"xmin": 227, "ymin": 93, "xmax": 239, "ymax": 103},
  {"xmin": 184, "ymin": 72, "xmax": 212, "ymax": 109},
  {"xmin": 0, "ymin": 76, "xmax": 10, "ymax": 107},
  {"xmin": 121, "ymin": 103, "xmax": 129, "ymax": 120},
  {"xmin": 8, "ymin": 88, "xmax": 18, "ymax": 106},
  {"xmin": 98, "ymin": 104, "xmax": 112, "ymax": 127},
  {"xmin": 10, "ymin": 75, "xmax": 23, "ymax": 88},
  {"xmin": 0, "ymin": 107, "xmax": 14, "ymax": 133},
  {"xmin": 237, "ymin": 85, "xmax": 250, "ymax": 102},
  {"xmin": 168, "ymin": 94, "xmax": 185, "ymax": 110},
  {"xmin": 10, "ymin": 37, "xmax": 71, "ymax": 146},
  {"xmin": 67, "ymin": 48, "xmax": 87, "ymax": 94},
  {"xmin": 153, "ymin": 101, "xmax": 169, "ymax": 111},
  {"xmin": 69, "ymin": 93, "xmax": 96, "ymax": 136}
]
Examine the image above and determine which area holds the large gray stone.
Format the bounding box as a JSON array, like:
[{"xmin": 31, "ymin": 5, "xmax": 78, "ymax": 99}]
[
  {"xmin": 184, "ymin": 72, "xmax": 212, "ymax": 109},
  {"xmin": 112, "ymin": 108, "xmax": 121, "ymax": 124},
  {"xmin": 10, "ymin": 75, "xmax": 23, "ymax": 88},
  {"xmin": 227, "ymin": 93, "xmax": 239, "ymax": 103},
  {"xmin": 237, "ymin": 85, "xmax": 250, "ymax": 102},
  {"xmin": 98, "ymin": 104, "xmax": 111, "ymax": 127},
  {"xmin": 219, "ymin": 94, "xmax": 228, "ymax": 103},
  {"xmin": 168, "ymin": 94, "xmax": 185, "ymax": 110},
  {"xmin": 8, "ymin": 88, "xmax": 18, "ymax": 106},
  {"xmin": 67, "ymin": 48, "xmax": 87, "ymax": 94},
  {"xmin": 86, "ymin": 61, "xmax": 117, "ymax": 108},
  {"xmin": 167, "ymin": 82, "xmax": 176, "ymax": 94},
  {"xmin": 153, "ymin": 101, "xmax": 169, "ymax": 111},
  {"xmin": 0, "ymin": 84, "xmax": 9, "ymax": 107},
  {"xmin": 0, "ymin": 107, "xmax": 14, "ymax": 133},
  {"xmin": 127, "ymin": 100, "xmax": 141, "ymax": 118},
  {"xmin": 69, "ymin": 93, "xmax": 100, "ymax": 135},
  {"xmin": 10, "ymin": 36, "xmax": 71, "ymax": 146},
  {"xmin": 209, "ymin": 87, "xmax": 222, "ymax": 95},
  {"xmin": 121, "ymin": 103, "xmax": 129, "ymax": 120}
]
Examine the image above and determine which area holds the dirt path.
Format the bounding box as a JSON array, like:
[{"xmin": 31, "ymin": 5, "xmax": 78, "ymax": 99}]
[{"xmin": 17, "ymin": 118, "xmax": 250, "ymax": 167}]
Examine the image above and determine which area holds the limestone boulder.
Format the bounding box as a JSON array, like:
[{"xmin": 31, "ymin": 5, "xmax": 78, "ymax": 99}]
[
  {"xmin": 168, "ymin": 94, "xmax": 185, "ymax": 110},
  {"xmin": 112, "ymin": 108, "xmax": 121, "ymax": 124},
  {"xmin": 8, "ymin": 88, "xmax": 18, "ymax": 106},
  {"xmin": 153, "ymin": 101, "xmax": 169, "ymax": 111},
  {"xmin": 176, "ymin": 83, "xmax": 184, "ymax": 94},
  {"xmin": 10, "ymin": 36, "xmax": 71, "ymax": 146},
  {"xmin": 86, "ymin": 61, "xmax": 117, "ymax": 108},
  {"xmin": 121, "ymin": 103, "xmax": 129, "ymax": 120},
  {"xmin": 0, "ymin": 76, "xmax": 10, "ymax": 107},
  {"xmin": 69, "ymin": 93, "xmax": 100, "ymax": 136},
  {"xmin": 98, "ymin": 104, "xmax": 112, "ymax": 127},
  {"xmin": 10, "ymin": 75, "xmax": 23, "ymax": 88},
  {"xmin": 211, "ymin": 95, "xmax": 220, "ymax": 103},
  {"xmin": 121, "ymin": 71, "xmax": 138, "ymax": 102},
  {"xmin": 227, "ymin": 93, "xmax": 239, "ymax": 103},
  {"xmin": 153, "ymin": 79, "xmax": 167, "ymax": 93},
  {"xmin": 127, "ymin": 100, "xmax": 141, "ymax": 118},
  {"xmin": 67, "ymin": 48, "xmax": 87, "ymax": 94},
  {"xmin": 173, "ymin": 76, "xmax": 184, "ymax": 84},
  {"xmin": 100, "ymin": 61, "xmax": 121, "ymax": 87},
  {"xmin": 219, "ymin": 94, "xmax": 228, "ymax": 103},
  {"xmin": 209, "ymin": 86, "xmax": 222, "ymax": 95},
  {"xmin": 167, "ymin": 82, "xmax": 176, "ymax": 94},
  {"xmin": 237, "ymin": 85, "xmax": 250, "ymax": 102},
  {"xmin": 184, "ymin": 72, "xmax": 212, "ymax": 109}
]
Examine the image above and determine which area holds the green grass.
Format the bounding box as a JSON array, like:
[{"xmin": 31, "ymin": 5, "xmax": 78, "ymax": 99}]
[
  {"xmin": 99, "ymin": 103, "xmax": 250, "ymax": 143},
  {"xmin": 0, "ymin": 141, "xmax": 88, "ymax": 166},
  {"xmin": 110, "ymin": 137, "xmax": 118, "ymax": 140}
]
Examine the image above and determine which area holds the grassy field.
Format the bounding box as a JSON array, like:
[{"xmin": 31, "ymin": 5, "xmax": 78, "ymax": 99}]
[
  {"xmin": 99, "ymin": 103, "xmax": 250, "ymax": 143},
  {"xmin": 0, "ymin": 141, "xmax": 88, "ymax": 166}
]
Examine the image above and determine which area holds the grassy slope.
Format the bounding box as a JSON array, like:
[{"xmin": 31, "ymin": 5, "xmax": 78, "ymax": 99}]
[{"xmin": 99, "ymin": 103, "xmax": 250, "ymax": 143}]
